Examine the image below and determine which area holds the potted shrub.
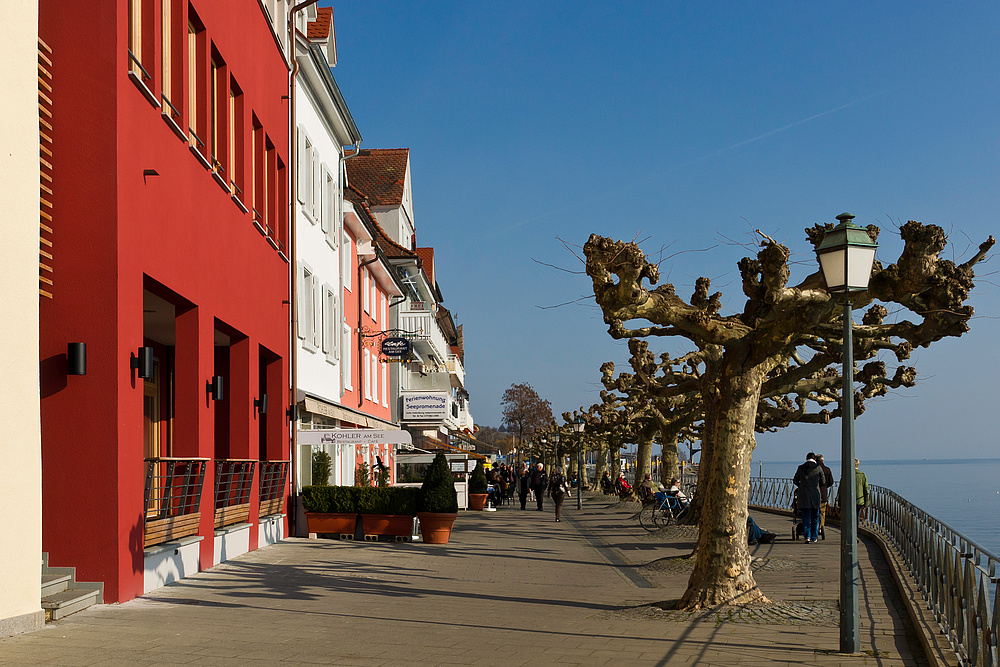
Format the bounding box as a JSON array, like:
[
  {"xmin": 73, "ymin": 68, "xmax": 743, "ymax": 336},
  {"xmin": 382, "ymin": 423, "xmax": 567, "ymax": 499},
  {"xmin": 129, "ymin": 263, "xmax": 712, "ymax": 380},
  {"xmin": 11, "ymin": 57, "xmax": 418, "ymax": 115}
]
[
  {"xmin": 468, "ymin": 461, "xmax": 488, "ymax": 510},
  {"xmin": 301, "ymin": 485, "xmax": 358, "ymax": 536},
  {"xmin": 416, "ymin": 451, "xmax": 459, "ymax": 544},
  {"xmin": 359, "ymin": 487, "xmax": 419, "ymax": 538}
]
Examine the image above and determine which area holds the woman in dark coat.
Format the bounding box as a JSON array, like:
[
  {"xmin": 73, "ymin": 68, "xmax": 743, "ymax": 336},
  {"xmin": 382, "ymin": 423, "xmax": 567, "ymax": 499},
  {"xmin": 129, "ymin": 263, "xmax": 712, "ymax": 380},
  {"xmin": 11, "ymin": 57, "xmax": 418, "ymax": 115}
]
[
  {"xmin": 792, "ymin": 452, "xmax": 824, "ymax": 543},
  {"xmin": 516, "ymin": 463, "xmax": 531, "ymax": 510}
]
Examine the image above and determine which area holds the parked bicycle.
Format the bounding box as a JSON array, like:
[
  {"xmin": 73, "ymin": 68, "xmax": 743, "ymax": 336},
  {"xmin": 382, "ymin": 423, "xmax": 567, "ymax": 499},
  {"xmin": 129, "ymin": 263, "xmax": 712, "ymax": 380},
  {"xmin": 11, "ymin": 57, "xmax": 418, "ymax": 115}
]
[{"xmin": 638, "ymin": 490, "xmax": 689, "ymax": 531}]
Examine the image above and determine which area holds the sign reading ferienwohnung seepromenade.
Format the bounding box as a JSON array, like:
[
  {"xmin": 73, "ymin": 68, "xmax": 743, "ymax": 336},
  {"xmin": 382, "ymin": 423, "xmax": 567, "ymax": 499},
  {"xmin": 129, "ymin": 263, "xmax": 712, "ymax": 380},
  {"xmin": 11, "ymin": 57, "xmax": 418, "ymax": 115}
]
[
  {"xmin": 297, "ymin": 429, "xmax": 413, "ymax": 447},
  {"xmin": 402, "ymin": 392, "xmax": 449, "ymax": 421}
]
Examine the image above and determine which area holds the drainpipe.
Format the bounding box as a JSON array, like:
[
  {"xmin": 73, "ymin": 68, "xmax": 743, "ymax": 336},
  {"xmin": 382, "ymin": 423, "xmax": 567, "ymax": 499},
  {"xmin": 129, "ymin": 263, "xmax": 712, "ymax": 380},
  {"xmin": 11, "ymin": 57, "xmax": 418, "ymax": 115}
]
[
  {"xmin": 358, "ymin": 255, "xmax": 379, "ymax": 408},
  {"xmin": 287, "ymin": 0, "xmax": 319, "ymax": 538}
]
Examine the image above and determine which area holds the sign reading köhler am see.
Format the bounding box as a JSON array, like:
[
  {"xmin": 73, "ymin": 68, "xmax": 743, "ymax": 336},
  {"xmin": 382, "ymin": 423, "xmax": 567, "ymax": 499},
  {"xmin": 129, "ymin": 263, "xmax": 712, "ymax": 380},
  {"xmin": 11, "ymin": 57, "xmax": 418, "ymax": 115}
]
[{"xmin": 381, "ymin": 337, "xmax": 412, "ymax": 357}]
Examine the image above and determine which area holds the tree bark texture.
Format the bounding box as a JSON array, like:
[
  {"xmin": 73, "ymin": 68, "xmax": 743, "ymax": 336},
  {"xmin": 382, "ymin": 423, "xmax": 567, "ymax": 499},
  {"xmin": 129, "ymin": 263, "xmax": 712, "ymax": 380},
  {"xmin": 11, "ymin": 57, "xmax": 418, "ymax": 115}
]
[{"xmin": 678, "ymin": 359, "xmax": 767, "ymax": 609}]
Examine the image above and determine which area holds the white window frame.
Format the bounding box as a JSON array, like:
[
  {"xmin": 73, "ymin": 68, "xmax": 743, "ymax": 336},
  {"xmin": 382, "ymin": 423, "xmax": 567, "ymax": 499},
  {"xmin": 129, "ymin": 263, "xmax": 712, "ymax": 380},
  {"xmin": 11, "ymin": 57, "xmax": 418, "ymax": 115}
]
[
  {"xmin": 342, "ymin": 232, "xmax": 352, "ymax": 292},
  {"xmin": 342, "ymin": 323, "xmax": 352, "ymax": 390},
  {"xmin": 363, "ymin": 349, "xmax": 371, "ymax": 400},
  {"xmin": 299, "ymin": 263, "xmax": 318, "ymax": 351},
  {"xmin": 381, "ymin": 358, "xmax": 388, "ymax": 407},
  {"xmin": 362, "ymin": 268, "xmax": 370, "ymax": 314},
  {"xmin": 380, "ymin": 293, "xmax": 387, "ymax": 332}
]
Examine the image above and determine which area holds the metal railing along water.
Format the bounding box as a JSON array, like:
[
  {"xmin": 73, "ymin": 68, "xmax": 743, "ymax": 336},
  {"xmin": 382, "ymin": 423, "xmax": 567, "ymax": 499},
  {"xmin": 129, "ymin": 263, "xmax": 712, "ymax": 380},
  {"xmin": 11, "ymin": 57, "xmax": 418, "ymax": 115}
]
[{"xmin": 749, "ymin": 476, "xmax": 999, "ymax": 667}]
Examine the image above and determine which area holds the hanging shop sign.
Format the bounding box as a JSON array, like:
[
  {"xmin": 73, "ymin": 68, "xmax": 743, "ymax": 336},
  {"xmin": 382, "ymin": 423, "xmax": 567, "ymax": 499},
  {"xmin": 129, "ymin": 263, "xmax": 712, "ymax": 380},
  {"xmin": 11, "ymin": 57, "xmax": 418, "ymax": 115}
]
[
  {"xmin": 298, "ymin": 429, "xmax": 413, "ymax": 447},
  {"xmin": 380, "ymin": 337, "xmax": 412, "ymax": 357}
]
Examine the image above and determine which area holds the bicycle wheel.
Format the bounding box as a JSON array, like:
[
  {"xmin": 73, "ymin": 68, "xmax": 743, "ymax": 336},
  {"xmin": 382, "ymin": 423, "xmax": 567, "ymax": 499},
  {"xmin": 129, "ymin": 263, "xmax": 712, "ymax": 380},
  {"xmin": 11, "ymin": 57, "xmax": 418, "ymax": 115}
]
[
  {"xmin": 652, "ymin": 506, "xmax": 674, "ymax": 530},
  {"xmin": 638, "ymin": 503, "xmax": 657, "ymax": 532}
]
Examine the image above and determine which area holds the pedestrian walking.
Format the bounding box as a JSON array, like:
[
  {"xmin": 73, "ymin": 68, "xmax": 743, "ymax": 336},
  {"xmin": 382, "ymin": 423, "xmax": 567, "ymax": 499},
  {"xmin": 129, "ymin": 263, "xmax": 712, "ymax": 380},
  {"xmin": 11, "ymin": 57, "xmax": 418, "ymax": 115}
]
[
  {"xmin": 516, "ymin": 463, "xmax": 530, "ymax": 510},
  {"xmin": 793, "ymin": 452, "xmax": 823, "ymax": 543},
  {"xmin": 531, "ymin": 462, "xmax": 548, "ymax": 511},
  {"xmin": 816, "ymin": 454, "xmax": 834, "ymax": 530},
  {"xmin": 856, "ymin": 458, "xmax": 870, "ymax": 523},
  {"xmin": 547, "ymin": 466, "xmax": 569, "ymax": 521}
]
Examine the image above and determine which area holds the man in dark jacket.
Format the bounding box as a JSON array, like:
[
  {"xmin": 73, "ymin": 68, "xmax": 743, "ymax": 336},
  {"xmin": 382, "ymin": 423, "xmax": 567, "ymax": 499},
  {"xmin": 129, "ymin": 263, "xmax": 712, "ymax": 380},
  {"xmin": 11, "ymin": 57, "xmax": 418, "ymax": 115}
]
[
  {"xmin": 793, "ymin": 452, "xmax": 824, "ymax": 543},
  {"xmin": 530, "ymin": 463, "xmax": 548, "ymax": 511},
  {"xmin": 815, "ymin": 454, "xmax": 835, "ymax": 531}
]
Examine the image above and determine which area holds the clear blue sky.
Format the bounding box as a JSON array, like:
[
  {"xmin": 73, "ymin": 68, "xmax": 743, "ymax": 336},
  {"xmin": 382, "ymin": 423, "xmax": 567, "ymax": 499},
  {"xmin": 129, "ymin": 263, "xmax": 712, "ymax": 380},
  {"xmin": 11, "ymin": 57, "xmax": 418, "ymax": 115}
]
[{"xmin": 324, "ymin": 1, "xmax": 999, "ymax": 462}]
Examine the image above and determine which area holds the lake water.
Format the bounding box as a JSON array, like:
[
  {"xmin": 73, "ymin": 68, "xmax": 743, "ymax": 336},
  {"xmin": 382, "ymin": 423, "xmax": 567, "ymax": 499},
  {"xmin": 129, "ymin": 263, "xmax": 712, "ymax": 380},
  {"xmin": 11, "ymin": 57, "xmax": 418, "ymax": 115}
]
[{"xmin": 757, "ymin": 458, "xmax": 1000, "ymax": 558}]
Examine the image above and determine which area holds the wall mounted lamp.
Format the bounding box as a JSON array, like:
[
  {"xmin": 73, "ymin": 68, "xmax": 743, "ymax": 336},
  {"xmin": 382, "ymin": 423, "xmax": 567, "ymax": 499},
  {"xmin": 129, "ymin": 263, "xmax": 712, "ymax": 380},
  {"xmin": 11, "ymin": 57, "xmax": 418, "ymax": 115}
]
[
  {"xmin": 206, "ymin": 376, "xmax": 224, "ymax": 402},
  {"xmin": 130, "ymin": 346, "xmax": 154, "ymax": 380},
  {"xmin": 254, "ymin": 394, "xmax": 268, "ymax": 416},
  {"xmin": 67, "ymin": 342, "xmax": 87, "ymax": 376},
  {"xmin": 286, "ymin": 404, "xmax": 299, "ymax": 422}
]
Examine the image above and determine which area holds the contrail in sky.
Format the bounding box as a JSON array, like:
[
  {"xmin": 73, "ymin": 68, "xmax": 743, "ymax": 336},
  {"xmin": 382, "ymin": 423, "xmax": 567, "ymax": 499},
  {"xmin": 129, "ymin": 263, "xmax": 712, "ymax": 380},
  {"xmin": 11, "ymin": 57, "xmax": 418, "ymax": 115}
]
[
  {"xmin": 488, "ymin": 88, "xmax": 895, "ymax": 238},
  {"xmin": 698, "ymin": 88, "xmax": 894, "ymax": 161}
]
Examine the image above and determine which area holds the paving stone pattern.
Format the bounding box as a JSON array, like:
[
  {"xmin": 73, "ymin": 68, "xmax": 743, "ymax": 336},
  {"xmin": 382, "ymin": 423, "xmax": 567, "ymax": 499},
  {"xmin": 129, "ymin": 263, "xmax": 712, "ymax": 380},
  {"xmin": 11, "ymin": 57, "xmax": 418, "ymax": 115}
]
[{"xmin": 0, "ymin": 497, "xmax": 933, "ymax": 666}]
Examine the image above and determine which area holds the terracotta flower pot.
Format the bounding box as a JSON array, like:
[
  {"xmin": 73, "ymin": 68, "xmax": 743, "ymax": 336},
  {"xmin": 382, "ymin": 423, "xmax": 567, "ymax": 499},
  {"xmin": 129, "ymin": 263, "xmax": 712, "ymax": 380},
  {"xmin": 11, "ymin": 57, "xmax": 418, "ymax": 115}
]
[
  {"xmin": 468, "ymin": 493, "xmax": 488, "ymax": 511},
  {"xmin": 305, "ymin": 512, "xmax": 357, "ymax": 535},
  {"xmin": 361, "ymin": 514, "xmax": 415, "ymax": 536},
  {"xmin": 416, "ymin": 512, "xmax": 457, "ymax": 544}
]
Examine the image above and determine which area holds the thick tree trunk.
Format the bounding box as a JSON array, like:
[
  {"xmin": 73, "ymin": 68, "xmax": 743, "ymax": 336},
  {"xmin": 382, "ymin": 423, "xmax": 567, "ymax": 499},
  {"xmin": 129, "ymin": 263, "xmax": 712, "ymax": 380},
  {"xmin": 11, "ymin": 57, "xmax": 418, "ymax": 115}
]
[
  {"xmin": 578, "ymin": 439, "xmax": 590, "ymax": 489},
  {"xmin": 594, "ymin": 438, "xmax": 608, "ymax": 484},
  {"xmin": 633, "ymin": 428, "xmax": 654, "ymax": 489},
  {"xmin": 659, "ymin": 431, "xmax": 680, "ymax": 483},
  {"xmin": 678, "ymin": 359, "xmax": 768, "ymax": 610}
]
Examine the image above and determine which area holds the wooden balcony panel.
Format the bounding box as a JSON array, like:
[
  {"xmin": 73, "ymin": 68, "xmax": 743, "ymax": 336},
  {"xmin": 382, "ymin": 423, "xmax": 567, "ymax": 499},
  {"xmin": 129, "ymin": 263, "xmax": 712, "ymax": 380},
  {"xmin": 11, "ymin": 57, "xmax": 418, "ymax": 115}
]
[
  {"xmin": 144, "ymin": 512, "xmax": 201, "ymax": 548},
  {"xmin": 259, "ymin": 496, "xmax": 284, "ymax": 517},
  {"xmin": 214, "ymin": 503, "xmax": 250, "ymax": 530}
]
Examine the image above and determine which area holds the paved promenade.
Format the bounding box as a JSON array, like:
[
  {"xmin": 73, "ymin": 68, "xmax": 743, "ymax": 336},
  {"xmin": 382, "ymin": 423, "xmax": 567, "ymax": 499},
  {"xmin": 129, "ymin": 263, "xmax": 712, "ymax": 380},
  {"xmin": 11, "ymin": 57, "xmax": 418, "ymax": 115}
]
[{"xmin": 1, "ymin": 496, "xmax": 939, "ymax": 666}]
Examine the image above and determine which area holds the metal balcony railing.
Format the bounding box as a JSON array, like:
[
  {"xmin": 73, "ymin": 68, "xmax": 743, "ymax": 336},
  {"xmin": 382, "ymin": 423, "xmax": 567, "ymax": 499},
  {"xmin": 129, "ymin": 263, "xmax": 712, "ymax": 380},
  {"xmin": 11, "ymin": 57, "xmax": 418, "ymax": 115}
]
[
  {"xmin": 258, "ymin": 460, "xmax": 289, "ymax": 517},
  {"xmin": 214, "ymin": 459, "xmax": 256, "ymax": 529},
  {"xmin": 143, "ymin": 457, "xmax": 208, "ymax": 548},
  {"xmin": 749, "ymin": 476, "xmax": 998, "ymax": 667}
]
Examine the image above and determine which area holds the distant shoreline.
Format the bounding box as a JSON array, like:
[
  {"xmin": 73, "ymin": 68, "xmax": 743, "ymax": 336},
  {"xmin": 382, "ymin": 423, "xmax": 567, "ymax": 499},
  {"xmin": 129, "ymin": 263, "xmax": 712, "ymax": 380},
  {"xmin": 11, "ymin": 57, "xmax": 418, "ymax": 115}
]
[{"xmin": 753, "ymin": 457, "xmax": 1000, "ymax": 466}]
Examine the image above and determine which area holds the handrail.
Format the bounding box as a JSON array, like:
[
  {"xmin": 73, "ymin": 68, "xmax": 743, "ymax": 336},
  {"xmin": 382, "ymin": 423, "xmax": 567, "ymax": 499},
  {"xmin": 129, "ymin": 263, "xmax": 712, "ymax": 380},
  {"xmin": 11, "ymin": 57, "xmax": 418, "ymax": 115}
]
[
  {"xmin": 127, "ymin": 49, "xmax": 152, "ymax": 82},
  {"xmin": 749, "ymin": 476, "xmax": 998, "ymax": 667}
]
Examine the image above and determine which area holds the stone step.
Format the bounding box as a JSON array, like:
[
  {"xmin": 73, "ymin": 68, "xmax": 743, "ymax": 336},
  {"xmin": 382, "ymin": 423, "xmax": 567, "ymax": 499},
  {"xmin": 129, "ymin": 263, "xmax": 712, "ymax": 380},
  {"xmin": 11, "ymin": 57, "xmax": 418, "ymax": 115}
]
[
  {"xmin": 41, "ymin": 572, "xmax": 71, "ymax": 597},
  {"xmin": 41, "ymin": 588, "xmax": 101, "ymax": 622}
]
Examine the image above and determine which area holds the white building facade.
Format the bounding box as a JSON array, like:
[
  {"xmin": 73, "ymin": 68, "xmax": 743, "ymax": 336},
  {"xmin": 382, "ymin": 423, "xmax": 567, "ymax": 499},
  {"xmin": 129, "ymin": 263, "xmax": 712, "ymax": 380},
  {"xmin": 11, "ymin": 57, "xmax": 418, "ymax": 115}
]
[{"xmin": 0, "ymin": 0, "xmax": 45, "ymax": 637}]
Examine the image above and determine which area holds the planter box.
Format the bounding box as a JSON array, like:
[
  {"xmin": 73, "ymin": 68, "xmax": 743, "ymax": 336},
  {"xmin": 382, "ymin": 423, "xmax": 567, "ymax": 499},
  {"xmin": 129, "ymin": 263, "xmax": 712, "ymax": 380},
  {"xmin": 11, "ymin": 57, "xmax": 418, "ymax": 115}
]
[
  {"xmin": 305, "ymin": 512, "xmax": 357, "ymax": 535},
  {"xmin": 417, "ymin": 512, "xmax": 457, "ymax": 544},
  {"xmin": 468, "ymin": 493, "xmax": 488, "ymax": 511},
  {"xmin": 361, "ymin": 514, "xmax": 415, "ymax": 537}
]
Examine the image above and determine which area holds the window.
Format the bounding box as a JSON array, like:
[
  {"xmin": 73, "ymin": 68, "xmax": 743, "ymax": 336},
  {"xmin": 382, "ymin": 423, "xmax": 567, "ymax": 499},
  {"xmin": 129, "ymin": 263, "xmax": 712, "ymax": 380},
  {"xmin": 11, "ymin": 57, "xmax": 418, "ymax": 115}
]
[
  {"xmin": 362, "ymin": 268, "xmax": 370, "ymax": 314},
  {"xmin": 371, "ymin": 352, "xmax": 379, "ymax": 404},
  {"xmin": 363, "ymin": 349, "xmax": 371, "ymax": 400},
  {"xmin": 371, "ymin": 276, "xmax": 378, "ymax": 323},
  {"xmin": 161, "ymin": 0, "xmax": 173, "ymax": 101},
  {"xmin": 311, "ymin": 145, "xmax": 321, "ymax": 221},
  {"xmin": 297, "ymin": 130, "xmax": 313, "ymax": 213},
  {"xmin": 321, "ymin": 166, "xmax": 333, "ymax": 233},
  {"xmin": 265, "ymin": 136, "xmax": 276, "ymax": 237},
  {"xmin": 251, "ymin": 115, "xmax": 263, "ymax": 226},
  {"xmin": 342, "ymin": 323, "xmax": 352, "ymax": 390},
  {"xmin": 128, "ymin": 0, "xmax": 154, "ymax": 82},
  {"xmin": 277, "ymin": 157, "xmax": 288, "ymax": 252},
  {"xmin": 187, "ymin": 15, "xmax": 206, "ymax": 152},
  {"xmin": 298, "ymin": 264, "xmax": 316, "ymax": 349},
  {"xmin": 342, "ymin": 232, "xmax": 352, "ymax": 291},
  {"xmin": 229, "ymin": 79, "xmax": 244, "ymax": 197},
  {"xmin": 323, "ymin": 285, "xmax": 338, "ymax": 363},
  {"xmin": 381, "ymin": 359, "xmax": 388, "ymax": 407},
  {"xmin": 381, "ymin": 294, "xmax": 387, "ymax": 332},
  {"xmin": 210, "ymin": 48, "xmax": 227, "ymax": 178}
]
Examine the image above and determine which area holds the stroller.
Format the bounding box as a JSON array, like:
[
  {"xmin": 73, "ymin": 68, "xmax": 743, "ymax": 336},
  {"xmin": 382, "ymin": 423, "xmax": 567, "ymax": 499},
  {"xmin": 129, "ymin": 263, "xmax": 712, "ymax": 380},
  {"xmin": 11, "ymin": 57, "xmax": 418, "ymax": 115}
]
[{"xmin": 790, "ymin": 488, "xmax": 825, "ymax": 541}]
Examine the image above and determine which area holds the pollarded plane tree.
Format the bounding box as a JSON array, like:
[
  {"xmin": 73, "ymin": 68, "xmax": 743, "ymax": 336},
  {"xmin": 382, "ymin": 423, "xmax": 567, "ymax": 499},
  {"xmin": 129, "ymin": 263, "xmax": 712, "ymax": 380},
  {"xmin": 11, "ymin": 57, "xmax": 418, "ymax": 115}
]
[
  {"xmin": 599, "ymin": 338, "xmax": 701, "ymax": 490},
  {"xmin": 584, "ymin": 219, "xmax": 993, "ymax": 610}
]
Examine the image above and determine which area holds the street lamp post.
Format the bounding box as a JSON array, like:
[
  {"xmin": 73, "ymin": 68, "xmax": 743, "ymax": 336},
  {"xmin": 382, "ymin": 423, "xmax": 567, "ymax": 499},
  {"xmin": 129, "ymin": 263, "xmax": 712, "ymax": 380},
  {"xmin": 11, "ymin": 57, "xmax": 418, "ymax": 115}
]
[
  {"xmin": 816, "ymin": 212, "xmax": 878, "ymax": 655},
  {"xmin": 572, "ymin": 416, "xmax": 586, "ymax": 510}
]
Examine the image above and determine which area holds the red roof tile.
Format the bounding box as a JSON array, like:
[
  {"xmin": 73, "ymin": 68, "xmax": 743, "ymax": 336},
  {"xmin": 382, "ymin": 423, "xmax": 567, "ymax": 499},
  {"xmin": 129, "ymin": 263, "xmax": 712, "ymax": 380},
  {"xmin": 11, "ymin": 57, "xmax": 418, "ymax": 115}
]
[
  {"xmin": 308, "ymin": 7, "xmax": 332, "ymax": 40},
  {"xmin": 415, "ymin": 247, "xmax": 434, "ymax": 286},
  {"xmin": 345, "ymin": 149, "xmax": 410, "ymax": 207},
  {"xmin": 344, "ymin": 185, "xmax": 416, "ymax": 260}
]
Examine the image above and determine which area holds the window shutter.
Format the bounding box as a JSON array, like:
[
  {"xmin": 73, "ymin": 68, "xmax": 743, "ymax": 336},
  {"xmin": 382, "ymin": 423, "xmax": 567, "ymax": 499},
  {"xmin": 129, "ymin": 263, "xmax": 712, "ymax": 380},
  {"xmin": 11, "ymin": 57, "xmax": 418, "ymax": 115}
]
[
  {"xmin": 312, "ymin": 275, "xmax": 322, "ymax": 349},
  {"xmin": 296, "ymin": 264, "xmax": 306, "ymax": 339},
  {"xmin": 320, "ymin": 167, "xmax": 331, "ymax": 233},
  {"xmin": 296, "ymin": 129, "xmax": 307, "ymax": 204},
  {"xmin": 311, "ymin": 146, "xmax": 321, "ymax": 220},
  {"xmin": 321, "ymin": 283, "xmax": 331, "ymax": 354}
]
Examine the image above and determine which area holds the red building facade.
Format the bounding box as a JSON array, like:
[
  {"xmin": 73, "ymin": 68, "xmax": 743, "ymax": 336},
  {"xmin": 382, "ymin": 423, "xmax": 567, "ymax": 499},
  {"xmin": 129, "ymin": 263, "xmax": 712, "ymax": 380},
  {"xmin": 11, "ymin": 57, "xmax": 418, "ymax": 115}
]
[{"xmin": 39, "ymin": 1, "xmax": 291, "ymax": 603}]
